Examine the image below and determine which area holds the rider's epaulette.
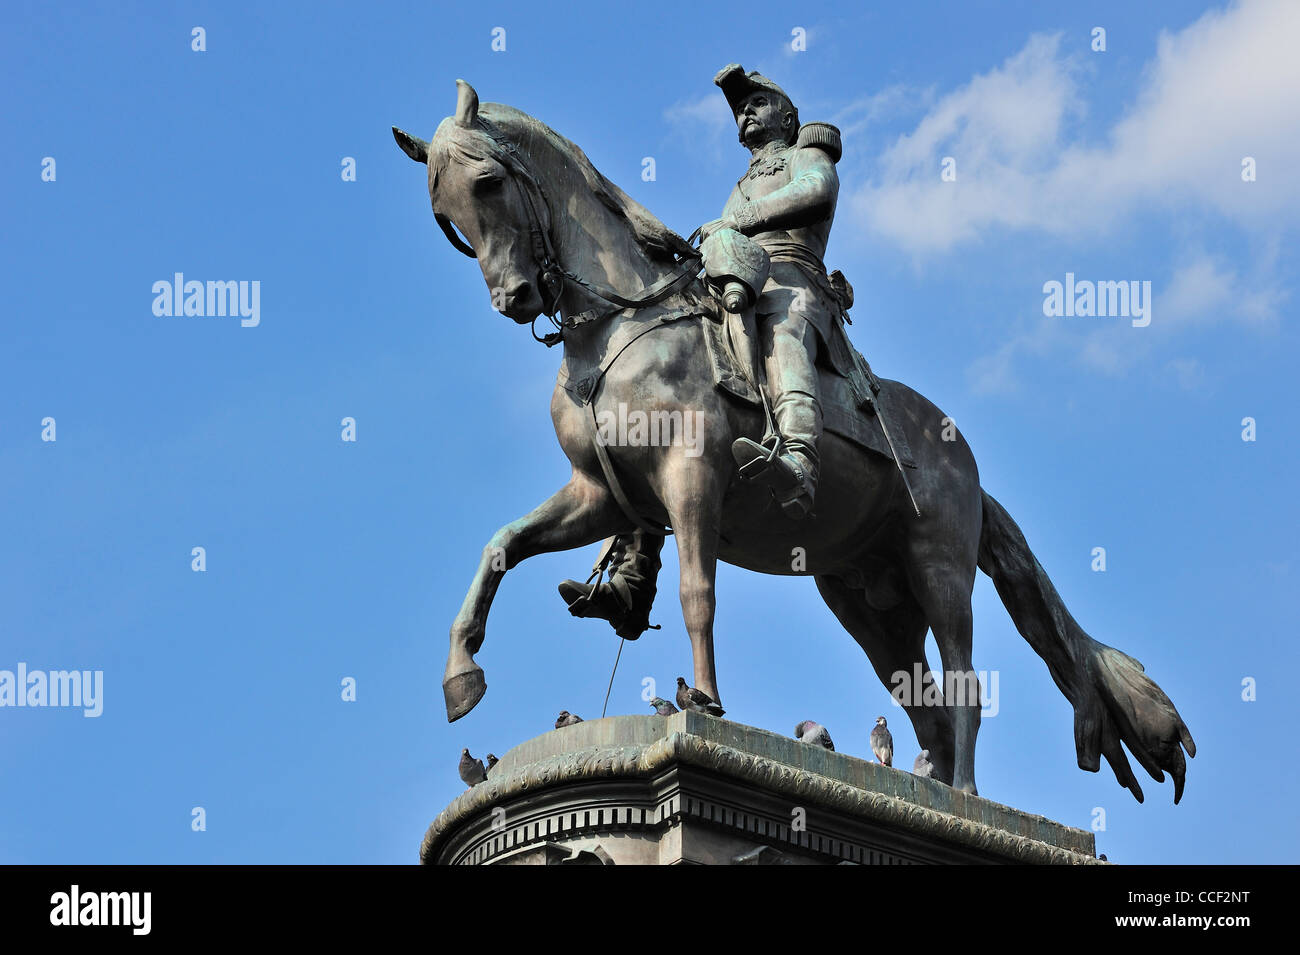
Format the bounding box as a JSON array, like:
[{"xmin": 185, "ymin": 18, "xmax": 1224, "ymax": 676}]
[{"xmin": 796, "ymin": 122, "xmax": 842, "ymax": 163}]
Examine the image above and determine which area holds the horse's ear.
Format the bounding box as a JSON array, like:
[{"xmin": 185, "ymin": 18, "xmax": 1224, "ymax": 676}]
[
  {"xmin": 454, "ymin": 79, "xmax": 479, "ymax": 128},
  {"xmin": 392, "ymin": 126, "xmax": 429, "ymax": 163}
]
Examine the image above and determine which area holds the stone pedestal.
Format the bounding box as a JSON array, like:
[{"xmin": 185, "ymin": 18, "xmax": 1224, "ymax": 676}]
[{"xmin": 422, "ymin": 712, "xmax": 1100, "ymax": 865}]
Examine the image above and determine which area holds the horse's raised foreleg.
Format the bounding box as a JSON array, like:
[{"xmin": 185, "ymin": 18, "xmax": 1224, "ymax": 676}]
[{"xmin": 445, "ymin": 470, "xmax": 623, "ymax": 722}]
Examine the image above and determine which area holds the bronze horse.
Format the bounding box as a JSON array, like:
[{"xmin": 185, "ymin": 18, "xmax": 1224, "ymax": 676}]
[{"xmin": 394, "ymin": 80, "xmax": 1195, "ymax": 802}]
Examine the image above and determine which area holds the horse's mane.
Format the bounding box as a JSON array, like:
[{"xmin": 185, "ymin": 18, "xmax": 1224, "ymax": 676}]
[{"xmin": 479, "ymin": 104, "xmax": 697, "ymax": 265}]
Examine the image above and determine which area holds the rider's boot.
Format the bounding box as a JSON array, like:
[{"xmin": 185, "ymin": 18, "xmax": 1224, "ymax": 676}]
[
  {"xmin": 731, "ymin": 389, "xmax": 822, "ymax": 519},
  {"xmin": 558, "ymin": 530, "xmax": 663, "ymax": 640}
]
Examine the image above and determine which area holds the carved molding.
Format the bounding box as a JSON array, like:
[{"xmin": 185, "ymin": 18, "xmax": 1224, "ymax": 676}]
[{"xmin": 422, "ymin": 730, "xmax": 1103, "ymax": 865}]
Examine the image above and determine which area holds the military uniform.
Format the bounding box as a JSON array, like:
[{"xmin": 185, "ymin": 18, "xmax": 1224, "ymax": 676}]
[{"xmin": 716, "ymin": 89, "xmax": 842, "ymax": 515}]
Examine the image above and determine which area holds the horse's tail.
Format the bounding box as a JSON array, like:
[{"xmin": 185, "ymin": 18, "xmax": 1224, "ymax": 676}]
[{"xmin": 976, "ymin": 490, "xmax": 1196, "ymax": 803}]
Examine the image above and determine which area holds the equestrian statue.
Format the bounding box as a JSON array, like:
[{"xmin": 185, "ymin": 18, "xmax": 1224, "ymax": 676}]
[{"xmin": 392, "ymin": 66, "xmax": 1195, "ymax": 802}]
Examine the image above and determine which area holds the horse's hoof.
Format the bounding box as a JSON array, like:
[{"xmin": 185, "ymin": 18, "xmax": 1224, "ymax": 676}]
[{"xmin": 444, "ymin": 666, "xmax": 487, "ymax": 723}]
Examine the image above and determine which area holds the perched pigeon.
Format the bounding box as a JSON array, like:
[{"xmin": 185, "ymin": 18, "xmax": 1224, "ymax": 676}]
[
  {"xmin": 555, "ymin": 710, "xmax": 584, "ymax": 728},
  {"xmin": 650, "ymin": 697, "xmax": 679, "ymax": 715},
  {"xmin": 870, "ymin": 716, "xmax": 894, "ymax": 766},
  {"xmin": 676, "ymin": 677, "xmax": 725, "ymax": 716},
  {"xmin": 912, "ymin": 749, "xmax": 934, "ymax": 778},
  {"xmin": 794, "ymin": 720, "xmax": 835, "ymax": 751},
  {"xmin": 458, "ymin": 748, "xmax": 487, "ymax": 788},
  {"xmin": 485, "ymin": 753, "xmax": 499, "ymax": 772}
]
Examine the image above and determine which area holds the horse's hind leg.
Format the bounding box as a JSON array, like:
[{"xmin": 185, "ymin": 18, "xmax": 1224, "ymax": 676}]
[
  {"xmin": 445, "ymin": 470, "xmax": 624, "ymax": 721},
  {"xmin": 815, "ymin": 574, "xmax": 955, "ymax": 782}
]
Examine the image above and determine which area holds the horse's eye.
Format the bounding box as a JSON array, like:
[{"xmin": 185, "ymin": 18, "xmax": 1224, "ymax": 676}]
[{"xmin": 473, "ymin": 174, "xmax": 504, "ymax": 194}]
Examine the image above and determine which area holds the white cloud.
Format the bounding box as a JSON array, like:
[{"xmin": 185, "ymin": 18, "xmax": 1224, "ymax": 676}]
[
  {"xmin": 965, "ymin": 319, "xmax": 1071, "ymax": 396},
  {"xmin": 832, "ymin": 83, "xmax": 935, "ymax": 141},
  {"xmin": 1166, "ymin": 357, "xmax": 1206, "ymax": 390},
  {"xmin": 1160, "ymin": 255, "xmax": 1240, "ymax": 324},
  {"xmin": 662, "ymin": 92, "xmax": 736, "ymax": 162},
  {"xmin": 965, "ymin": 247, "xmax": 1289, "ymax": 393},
  {"xmin": 854, "ymin": 0, "xmax": 1300, "ymax": 254},
  {"xmin": 1158, "ymin": 245, "xmax": 1287, "ymax": 329},
  {"xmin": 967, "ymin": 337, "xmax": 1029, "ymax": 396}
]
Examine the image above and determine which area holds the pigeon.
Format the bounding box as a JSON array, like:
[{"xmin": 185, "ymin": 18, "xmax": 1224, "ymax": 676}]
[
  {"xmin": 485, "ymin": 753, "xmax": 499, "ymax": 772},
  {"xmin": 676, "ymin": 677, "xmax": 725, "ymax": 716},
  {"xmin": 555, "ymin": 710, "xmax": 584, "ymax": 728},
  {"xmin": 870, "ymin": 716, "xmax": 894, "ymax": 766},
  {"xmin": 912, "ymin": 749, "xmax": 934, "ymax": 778},
  {"xmin": 650, "ymin": 697, "xmax": 679, "ymax": 715},
  {"xmin": 458, "ymin": 748, "xmax": 487, "ymax": 788},
  {"xmin": 794, "ymin": 720, "xmax": 835, "ymax": 751}
]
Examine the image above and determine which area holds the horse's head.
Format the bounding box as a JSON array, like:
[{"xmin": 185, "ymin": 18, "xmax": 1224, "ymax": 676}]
[{"xmin": 393, "ymin": 80, "xmax": 553, "ymax": 322}]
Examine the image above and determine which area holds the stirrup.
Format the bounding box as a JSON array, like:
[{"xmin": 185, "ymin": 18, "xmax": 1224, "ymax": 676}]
[
  {"xmin": 731, "ymin": 437, "xmax": 815, "ymax": 518},
  {"xmin": 731, "ymin": 437, "xmax": 803, "ymax": 491}
]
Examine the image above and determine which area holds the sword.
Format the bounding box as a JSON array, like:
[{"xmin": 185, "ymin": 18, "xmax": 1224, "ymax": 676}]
[
  {"xmin": 728, "ymin": 308, "xmax": 783, "ymax": 452},
  {"xmin": 870, "ymin": 382, "xmax": 922, "ymax": 518}
]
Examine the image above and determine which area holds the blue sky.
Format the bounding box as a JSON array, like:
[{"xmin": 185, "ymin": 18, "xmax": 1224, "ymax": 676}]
[{"xmin": 2, "ymin": 0, "xmax": 1296, "ymax": 864}]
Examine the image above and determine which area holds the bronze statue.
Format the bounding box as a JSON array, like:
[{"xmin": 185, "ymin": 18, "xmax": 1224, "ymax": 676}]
[
  {"xmin": 562, "ymin": 67, "xmax": 846, "ymax": 637},
  {"xmin": 393, "ymin": 70, "xmax": 1195, "ymax": 803},
  {"xmin": 705, "ymin": 64, "xmax": 839, "ymax": 517}
]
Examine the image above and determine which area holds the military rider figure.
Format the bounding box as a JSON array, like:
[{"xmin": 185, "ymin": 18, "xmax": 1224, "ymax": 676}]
[{"xmin": 559, "ymin": 64, "xmax": 843, "ymax": 639}]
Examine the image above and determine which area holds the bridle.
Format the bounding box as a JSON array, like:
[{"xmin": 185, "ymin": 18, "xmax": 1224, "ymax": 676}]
[{"xmin": 435, "ymin": 118, "xmax": 703, "ymax": 347}]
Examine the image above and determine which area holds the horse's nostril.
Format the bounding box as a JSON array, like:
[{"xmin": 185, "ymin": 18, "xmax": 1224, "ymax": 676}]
[{"xmin": 508, "ymin": 281, "xmax": 532, "ymax": 303}]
